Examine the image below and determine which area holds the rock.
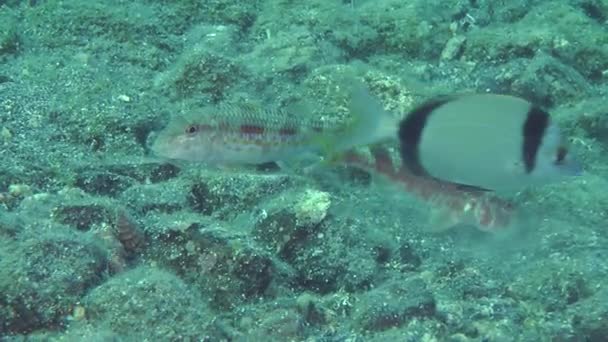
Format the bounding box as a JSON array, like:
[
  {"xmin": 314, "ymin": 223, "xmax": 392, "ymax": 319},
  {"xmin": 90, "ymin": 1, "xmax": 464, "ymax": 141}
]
[
  {"xmin": 464, "ymin": 2, "xmax": 608, "ymax": 80},
  {"xmin": 154, "ymin": 31, "xmax": 243, "ymax": 101},
  {"xmin": 353, "ymin": 276, "xmax": 436, "ymax": 332},
  {"xmin": 570, "ymin": 287, "xmax": 608, "ymax": 341},
  {"xmin": 73, "ymin": 162, "xmax": 181, "ymax": 198},
  {"xmin": 511, "ymin": 53, "xmax": 590, "ymax": 106},
  {"xmin": 0, "ymin": 11, "xmax": 18, "ymax": 56},
  {"xmin": 252, "ymin": 188, "xmax": 330, "ymax": 259},
  {"xmin": 147, "ymin": 220, "xmax": 275, "ymax": 310},
  {"xmin": 398, "ymin": 242, "xmax": 422, "ymax": 270},
  {"xmin": 188, "ymin": 180, "xmax": 236, "ymax": 216},
  {"xmin": 0, "ymin": 212, "xmax": 22, "ymax": 238},
  {"xmin": 0, "ymin": 229, "xmax": 107, "ymax": 333},
  {"xmin": 243, "ymin": 308, "xmax": 304, "ymax": 340},
  {"xmin": 15, "ymin": 187, "xmax": 116, "ymax": 233},
  {"xmin": 246, "ymin": 26, "xmax": 320, "ymax": 77},
  {"xmin": 74, "ymin": 171, "xmax": 135, "ymax": 197},
  {"xmin": 441, "ymin": 35, "xmax": 466, "ymax": 61},
  {"xmin": 188, "ymin": 172, "xmax": 292, "ymax": 218},
  {"xmin": 120, "ymin": 179, "xmax": 189, "ymax": 214},
  {"xmin": 84, "ymin": 266, "xmax": 211, "ymax": 340},
  {"xmin": 52, "ymin": 203, "xmax": 113, "ymax": 232},
  {"xmin": 506, "ymin": 261, "xmax": 592, "ymax": 312},
  {"xmin": 572, "ymin": 97, "xmax": 608, "ymax": 147},
  {"xmin": 294, "ymin": 189, "xmax": 331, "ymax": 227}
]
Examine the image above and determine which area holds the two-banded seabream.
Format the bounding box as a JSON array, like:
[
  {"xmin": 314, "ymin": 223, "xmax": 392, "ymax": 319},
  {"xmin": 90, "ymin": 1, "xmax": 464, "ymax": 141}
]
[{"xmin": 398, "ymin": 94, "xmax": 582, "ymax": 192}]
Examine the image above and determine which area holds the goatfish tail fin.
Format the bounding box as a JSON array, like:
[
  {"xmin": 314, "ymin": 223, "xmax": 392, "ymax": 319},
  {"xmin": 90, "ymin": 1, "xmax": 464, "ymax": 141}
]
[
  {"xmin": 312, "ymin": 83, "xmax": 400, "ymax": 161},
  {"xmin": 347, "ymin": 84, "xmax": 399, "ymax": 145}
]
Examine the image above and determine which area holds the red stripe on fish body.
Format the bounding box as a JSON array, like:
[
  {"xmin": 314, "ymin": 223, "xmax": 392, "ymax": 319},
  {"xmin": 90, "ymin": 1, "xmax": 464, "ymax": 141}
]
[
  {"xmin": 240, "ymin": 124, "xmax": 265, "ymax": 136},
  {"xmin": 279, "ymin": 127, "xmax": 297, "ymax": 136}
]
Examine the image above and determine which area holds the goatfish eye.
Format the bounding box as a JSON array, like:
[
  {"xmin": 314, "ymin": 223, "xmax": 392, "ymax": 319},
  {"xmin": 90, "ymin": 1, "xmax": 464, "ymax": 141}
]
[{"xmin": 185, "ymin": 124, "xmax": 199, "ymax": 135}]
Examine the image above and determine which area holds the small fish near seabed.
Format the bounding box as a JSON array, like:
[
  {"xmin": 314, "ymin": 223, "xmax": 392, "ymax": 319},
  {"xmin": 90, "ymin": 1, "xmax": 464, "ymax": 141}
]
[
  {"xmin": 397, "ymin": 94, "xmax": 583, "ymax": 193},
  {"xmin": 340, "ymin": 145, "xmax": 515, "ymax": 232},
  {"xmin": 149, "ymin": 85, "xmax": 398, "ymax": 168}
]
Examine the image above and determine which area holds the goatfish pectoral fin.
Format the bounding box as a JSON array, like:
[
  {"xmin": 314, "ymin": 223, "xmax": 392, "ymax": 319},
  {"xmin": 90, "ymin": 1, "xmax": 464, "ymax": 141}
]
[{"xmin": 275, "ymin": 153, "xmax": 325, "ymax": 173}]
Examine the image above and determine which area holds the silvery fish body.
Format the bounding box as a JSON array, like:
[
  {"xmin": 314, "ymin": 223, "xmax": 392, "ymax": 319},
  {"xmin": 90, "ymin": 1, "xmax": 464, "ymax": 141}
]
[
  {"xmin": 150, "ymin": 106, "xmax": 324, "ymax": 165},
  {"xmin": 398, "ymin": 94, "xmax": 582, "ymax": 192},
  {"xmin": 150, "ymin": 86, "xmax": 399, "ymax": 166}
]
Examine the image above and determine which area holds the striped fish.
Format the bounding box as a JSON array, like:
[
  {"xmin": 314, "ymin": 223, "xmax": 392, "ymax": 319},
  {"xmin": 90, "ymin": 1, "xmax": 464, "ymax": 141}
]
[{"xmin": 149, "ymin": 86, "xmax": 398, "ymax": 166}]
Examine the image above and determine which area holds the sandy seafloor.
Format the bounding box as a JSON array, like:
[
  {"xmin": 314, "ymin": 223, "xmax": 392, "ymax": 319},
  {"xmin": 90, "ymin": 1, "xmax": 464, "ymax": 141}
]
[{"xmin": 0, "ymin": 0, "xmax": 608, "ymax": 341}]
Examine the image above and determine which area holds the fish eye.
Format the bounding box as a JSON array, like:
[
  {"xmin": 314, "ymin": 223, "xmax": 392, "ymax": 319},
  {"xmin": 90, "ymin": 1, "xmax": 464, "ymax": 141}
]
[
  {"xmin": 185, "ymin": 124, "xmax": 199, "ymax": 135},
  {"xmin": 555, "ymin": 146, "xmax": 567, "ymax": 165}
]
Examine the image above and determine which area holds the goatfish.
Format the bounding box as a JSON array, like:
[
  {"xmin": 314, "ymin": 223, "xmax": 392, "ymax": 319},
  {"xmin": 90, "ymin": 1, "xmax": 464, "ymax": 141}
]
[
  {"xmin": 397, "ymin": 94, "xmax": 582, "ymax": 193},
  {"xmin": 149, "ymin": 86, "xmax": 398, "ymax": 166},
  {"xmin": 340, "ymin": 145, "xmax": 515, "ymax": 232}
]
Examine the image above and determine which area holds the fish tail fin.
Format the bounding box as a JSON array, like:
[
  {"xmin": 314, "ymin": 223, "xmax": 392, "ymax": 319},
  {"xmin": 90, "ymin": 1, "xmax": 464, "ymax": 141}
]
[
  {"xmin": 314, "ymin": 82, "xmax": 399, "ymax": 160},
  {"xmin": 345, "ymin": 83, "xmax": 399, "ymax": 148}
]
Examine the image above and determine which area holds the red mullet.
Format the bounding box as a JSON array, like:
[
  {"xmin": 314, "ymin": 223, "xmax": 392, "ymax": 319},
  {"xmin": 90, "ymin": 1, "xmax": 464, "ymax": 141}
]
[{"xmin": 340, "ymin": 145, "xmax": 516, "ymax": 232}]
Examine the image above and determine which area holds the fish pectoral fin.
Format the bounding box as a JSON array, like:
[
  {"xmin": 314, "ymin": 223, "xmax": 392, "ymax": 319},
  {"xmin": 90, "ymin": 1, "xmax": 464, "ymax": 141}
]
[
  {"xmin": 276, "ymin": 153, "xmax": 324, "ymax": 172},
  {"xmin": 450, "ymin": 182, "xmax": 493, "ymax": 193}
]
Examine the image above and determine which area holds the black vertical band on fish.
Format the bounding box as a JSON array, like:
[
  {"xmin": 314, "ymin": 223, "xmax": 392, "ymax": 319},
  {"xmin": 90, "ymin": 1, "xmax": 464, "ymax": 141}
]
[
  {"xmin": 398, "ymin": 97, "xmax": 451, "ymax": 176},
  {"xmin": 394, "ymin": 93, "xmax": 580, "ymax": 192},
  {"xmin": 521, "ymin": 106, "xmax": 550, "ymax": 173}
]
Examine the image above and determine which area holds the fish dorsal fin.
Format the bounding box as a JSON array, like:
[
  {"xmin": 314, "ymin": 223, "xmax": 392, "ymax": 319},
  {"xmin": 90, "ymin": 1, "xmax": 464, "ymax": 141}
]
[{"xmin": 446, "ymin": 181, "xmax": 493, "ymax": 193}]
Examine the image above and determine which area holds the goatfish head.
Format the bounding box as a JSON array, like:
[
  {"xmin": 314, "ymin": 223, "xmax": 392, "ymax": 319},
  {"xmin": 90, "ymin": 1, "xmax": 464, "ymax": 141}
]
[
  {"xmin": 398, "ymin": 93, "xmax": 582, "ymax": 193},
  {"xmin": 149, "ymin": 111, "xmax": 223, "ymax": 163}
]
